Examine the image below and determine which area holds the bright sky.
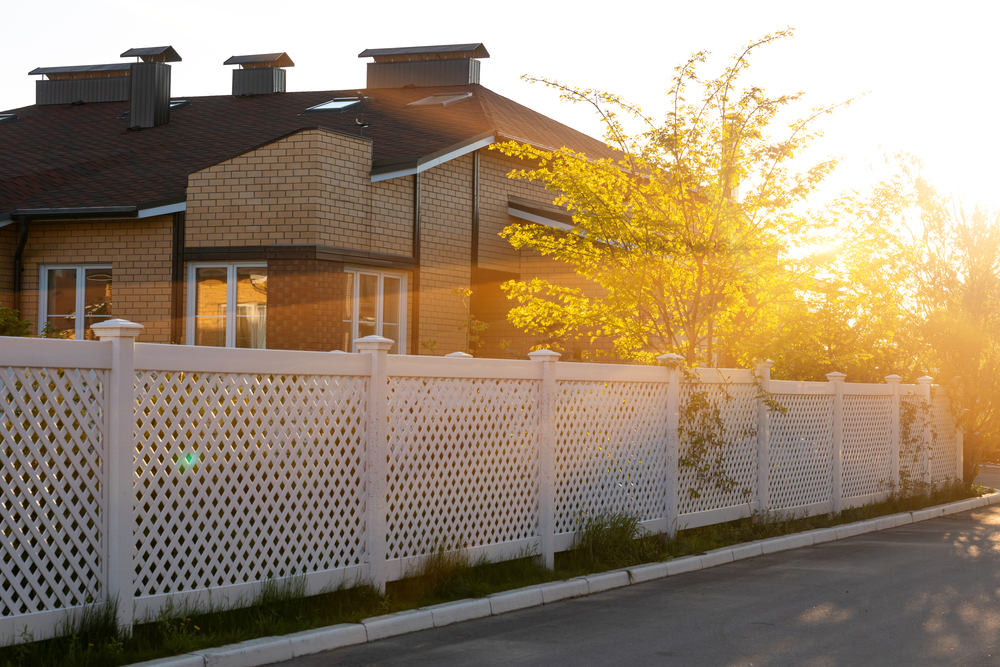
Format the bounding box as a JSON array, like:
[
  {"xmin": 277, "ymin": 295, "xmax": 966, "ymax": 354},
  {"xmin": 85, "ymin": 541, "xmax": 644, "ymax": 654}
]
[{"xmin": 3, "ymin": 0, "xmax": 997, "ymax": 206}]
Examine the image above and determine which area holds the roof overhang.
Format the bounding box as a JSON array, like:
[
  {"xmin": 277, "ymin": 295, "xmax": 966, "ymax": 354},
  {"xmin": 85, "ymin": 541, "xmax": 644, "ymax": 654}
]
[
  {"xmin": 508, "ymin": 195, "xmax": 574, "ymax": 231},
  {"xmin": 370, "ymin": 131, "xmax": 495, "ymax": 183},
  {"xmin": 1, "ymin": 197, "xmax": 186, "ymax": 223}
]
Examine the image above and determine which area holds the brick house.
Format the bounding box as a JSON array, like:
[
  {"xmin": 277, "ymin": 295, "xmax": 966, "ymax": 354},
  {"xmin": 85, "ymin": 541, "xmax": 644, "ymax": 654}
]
[{"xmin": 0, "ymin": 43, "xmax": 614, "ymax": 358}]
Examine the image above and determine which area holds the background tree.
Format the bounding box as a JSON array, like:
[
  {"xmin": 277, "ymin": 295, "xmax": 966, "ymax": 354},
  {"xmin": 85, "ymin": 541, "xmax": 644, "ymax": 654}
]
[{"xmin": 497, "ymin": 29, "xmax": 852, "ymax": 365}]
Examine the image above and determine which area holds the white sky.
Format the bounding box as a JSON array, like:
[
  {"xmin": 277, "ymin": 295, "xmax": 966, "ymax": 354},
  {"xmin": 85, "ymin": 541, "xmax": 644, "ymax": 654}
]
[{"xmin": 3, "ymin": 0, "xmax": 998, "ymax": 205}]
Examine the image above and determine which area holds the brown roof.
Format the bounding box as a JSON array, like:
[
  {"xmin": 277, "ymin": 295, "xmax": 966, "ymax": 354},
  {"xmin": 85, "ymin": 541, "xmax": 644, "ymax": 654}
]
[{"xmin": 0, "ymin": 84, "xmax": 615, "ymax": 218}]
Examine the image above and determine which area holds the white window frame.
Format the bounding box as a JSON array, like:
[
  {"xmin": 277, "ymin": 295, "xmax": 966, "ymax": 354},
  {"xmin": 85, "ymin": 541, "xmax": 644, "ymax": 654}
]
[
  {"xmin": 186, "ymin": 262, "xmax": 267, "ymax": 348},
  {"xmin": 39, "ymin": 264, "xmax": 113, "ymax": 340},
  {"xmin": 344, "ymin": 267, "xmax": 407, "ymax": 353}
]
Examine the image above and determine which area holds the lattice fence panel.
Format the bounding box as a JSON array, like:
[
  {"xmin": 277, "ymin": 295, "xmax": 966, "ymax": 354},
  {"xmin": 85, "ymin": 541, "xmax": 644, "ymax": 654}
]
[
  {"xmin": 552, "ymin": 381, "xmax": 669, "ymax": 534},
  {"xmin": 0, "ymin": 367, "xmax": 107, "ymax": 617},
  {"xmin": 386, "ymin": 378, "xmax": 540, "ymax": 561},
  {"xmin": 677, "ymin": 382, "xmax": 759, "ymax": 515},
  {"xmin": 768, "ymin": 394, "xmax": 834, "ymax": 510},
  {"xmin": 930, "ymin": 394, "xmax": 958, "ymax": 481},
  {"xmin": 899, "ymin": 394, "xmax": 929, "ymax": 487},
  {"xmin": 133, "ymin": 371, "xmax": 368, "ymax": 598},
  {"xmin": 842, "ymin": 395, "xmax": 892, "ymax": 498}
]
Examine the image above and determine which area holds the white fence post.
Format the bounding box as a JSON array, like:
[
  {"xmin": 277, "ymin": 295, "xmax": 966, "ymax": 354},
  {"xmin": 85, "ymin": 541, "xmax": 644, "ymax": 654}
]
[
  {"xmin": 658, "ymin": 353, "xmax": 684, "ymax": 538},
  {"xmin": 756, "ymin": 360, "xmax": 774, "ymax": 514},
  {"xmin": 957, "ymin": 408, "xmax": 966, "ymax": 482},
  {"xmin": 91, "ymin": 318, "xmax": 143, "ymax": 633},
  {"xmin": 885, "ymin": 375, "xmax": 902, "ymax": 491},
  {"xmin": 917, "ymin": 376, "xmax": 934, "ymax": 485},
  {"xmin": 356, "ymin": 335, "xmax": 393, "ymax": 591},
  {"xmin": 827, "ymin": 372, "xmax": 846, "ymax": 513},
  {"xmin": 529, "ymin": 349, "xmax": 560, "ymax": 569}
]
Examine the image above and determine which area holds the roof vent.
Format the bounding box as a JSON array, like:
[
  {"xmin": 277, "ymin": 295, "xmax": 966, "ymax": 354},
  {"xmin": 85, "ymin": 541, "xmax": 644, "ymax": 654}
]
[
  {"xmin": 122, "ymin": 46, "xmax": 181, "ymax": 128},
  {"xmin": 224, "ymin": 53, "xmax": 294, "ymax": 96},
  {"xmin": 359, "ymin": 43, "xmax": 488, "ymax": 89},
  {"xmin": 29, "ymin": 63, "xmax": 132, "ymax": 105}
]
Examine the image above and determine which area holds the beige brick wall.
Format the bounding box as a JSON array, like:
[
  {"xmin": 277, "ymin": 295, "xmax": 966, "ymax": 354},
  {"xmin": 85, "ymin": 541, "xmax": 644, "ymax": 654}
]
[
  {"xmin": 417, "ymin": 154, "xmax": 473, "ymax": 355},
  {"xmin": 17, "ymin": 215, "xmax": 174, "ymax": 342},
  {"xmin": 186, "ymin": 128, "xmax": 413, "ymax": 255}
]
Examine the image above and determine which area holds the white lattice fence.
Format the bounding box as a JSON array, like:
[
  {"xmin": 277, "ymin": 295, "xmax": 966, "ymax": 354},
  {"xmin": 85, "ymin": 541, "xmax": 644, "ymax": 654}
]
[
  {"xmin": 900, "ymin": 394, "xmax": 929, "ymax": 486},
  {"xmin": 841, "ymin": 394, "xmax": 893, "ymax": 500},
  {"xmin": 552, "ymin": 381, "xmax": 669, "ymax": 534},
  {"xmin": 131, "ymin": 368, "xmax": 369, "ymax": 611},
  {"xmin": 768, "ymin": 394, "xmax": 834, "ymax": 510},
  {"xmin": 385, "ymin": 376, "xmax": 540, "ymax": 565},
  {"xmin": 0, "ymin": 365, "xmax": 108, "ymax": 619},
  {"xmin": 930, "ymin": 394, "xmax": 959, "ymax": 481},
  {"xmin": 676, "ymin": 381, "xmax": 759, "ymax": 516}
]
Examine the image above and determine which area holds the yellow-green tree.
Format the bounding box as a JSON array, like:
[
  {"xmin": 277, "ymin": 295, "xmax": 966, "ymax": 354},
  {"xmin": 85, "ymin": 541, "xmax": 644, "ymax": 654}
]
[{"xmin": 496, "ymin": 30, "xmax": 851, "ymax": 364}]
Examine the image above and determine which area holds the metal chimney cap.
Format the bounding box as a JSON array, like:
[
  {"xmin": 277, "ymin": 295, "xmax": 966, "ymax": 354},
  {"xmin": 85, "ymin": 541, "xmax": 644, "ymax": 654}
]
[
  {"xmin": 359, "ymin": 43, "xmax": 489, "ymax": 61},
  {"xmin": 29, "ymin": 63, "xmax": 132, "ymax": 77},
  {"xmin": 120, "ymin": 46, "xmax": 182, "ymax": 63},
  {"xmin": 224, "ymin": 53, "xmax": 294, "ymax": 68}
]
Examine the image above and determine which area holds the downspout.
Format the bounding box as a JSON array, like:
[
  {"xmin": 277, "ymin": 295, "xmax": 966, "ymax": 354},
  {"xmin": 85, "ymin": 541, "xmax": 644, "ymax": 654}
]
[
  {"xmin": 12, "ymin": 216, "xmax": 29, "ymax": 315},
  {"xmin": 410, "ymin": 173, "xmax": 421, "ymax": 354}
]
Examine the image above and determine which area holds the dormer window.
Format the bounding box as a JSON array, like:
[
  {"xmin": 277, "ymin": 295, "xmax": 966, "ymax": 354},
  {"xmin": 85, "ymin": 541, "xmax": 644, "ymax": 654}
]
[
  {"xmin": 406, "ymin": 92, "xmax": 473, "ymax": 108},
  {"xmin": 304, "ymin": 97, "xmax": 363, "ymax": 113}
]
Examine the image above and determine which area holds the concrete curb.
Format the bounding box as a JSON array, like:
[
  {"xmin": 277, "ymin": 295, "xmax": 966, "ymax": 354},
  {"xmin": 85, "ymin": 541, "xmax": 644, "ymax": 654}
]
[{"xmin": 128, "ymin": 491, "xmax": 1000, "ymax": 667}]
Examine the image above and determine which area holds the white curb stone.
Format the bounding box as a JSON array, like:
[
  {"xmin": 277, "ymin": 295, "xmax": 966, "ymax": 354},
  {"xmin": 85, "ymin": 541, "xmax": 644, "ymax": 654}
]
[
  {"xmin": 488, "ymin": 586, "xmax": 544, "ymax": 615},
  {"xmin": 128, "ymin": 656, "xmax": 205, "ymax": 667},
  {"xmin": 810, "ymin": 527, "xmax": 839, "ymax": 544},
  {"xmin": 540, "ymin": 578, "xmax": 589, "ymax": 604},
  {"xmin": 585, "ymin": 570, "xmax": 630, "ymax": 594},
  {"xmin": 361, "ymin": 609, "xmax": 433, "ymax": 642},
  {"xmin": 665, "ymin": 556, "xmax": 702, "ymax": 576},
  {"xmin": 285, "ymin": 624, "xmax": 368, "ymax": 657},
  {"xmin": 699, "ymin": 549, "xmax": 734, "ymax": 569},
  {"xmin": 421, "ymin": 598, "xmax": 492, "ymax": 627},
  {"xmin": 761, "ymin": 536, "xmax": 791, "ymax": 554},
  {"xmin": 784, "ymin": 532, "xmax": 815, "ymax": 549},
  {"xmin": 627, "ymin": 562, "xmax": 668, "ymax": 583},
  {"xmin": 195, "ymin": 636, "xmax": 293, "ymax": 667}
]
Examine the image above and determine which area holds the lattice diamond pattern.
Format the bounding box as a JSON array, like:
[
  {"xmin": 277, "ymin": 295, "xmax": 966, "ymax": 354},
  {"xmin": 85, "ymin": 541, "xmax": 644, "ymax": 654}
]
[
  {"xmin": 930, "ymin": 395, "xmax": 958, "ymax": 481},
  {"xmin": 899, "ymin": 395, "xmax": 928, "ymax": 485},
  {"xmin": 841, "ymin": 395, "xmax": 892, "ymax": 498},
  {"xmin": 0, "ymin": 367, "xmax": 107, "ymax": 616},
  {"xmin": 385, "ymin": 378, "xmax": 540, "ymax": 560},
  {"xmin": 677, "ymin": 383, "xmax": 759, "ymax": 515},
  {"xmin": 133, "ymin": 371, "xmax": 368, "ymax": 597},
  {"xmin": 768, "ymin": 395, "xmax": 834, "ymax": 510},
  {"xmin": 552, "ymin": 381, "xmax": 668, "ymax": 533}
]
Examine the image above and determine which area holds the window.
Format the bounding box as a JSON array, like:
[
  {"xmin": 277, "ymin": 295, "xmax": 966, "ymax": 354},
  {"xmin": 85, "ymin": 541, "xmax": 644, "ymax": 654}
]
[
  {"xmin": 39, "ymin": 265, "xmax": 113, "ymax": 339},
  {"xmin": 406, "ymin": 92, "xmax": 473, "ymax": 108},
  {"xmin": 304, "ymin": 97, "xmax": 363, "ymax": 113},
  {"xmin": 186, "ymin": 264, "xmax": 267, "ymax": 349},
  {"xmin": 343, "ymin": 269, "xmax": 406, "ymax": 354}
]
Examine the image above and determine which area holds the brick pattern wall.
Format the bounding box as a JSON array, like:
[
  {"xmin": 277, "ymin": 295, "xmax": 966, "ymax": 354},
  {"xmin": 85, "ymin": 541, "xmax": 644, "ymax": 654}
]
[
  {"xmin": 17, "ymin": 216, "xmax": 174, "ymax": 342},
  {"xmin": 266, "ymin": 258, "xmax": 347, "ymax": 351},
  {"xmin": 0, "ymin": 224, "xmax": 16, "ymax": 310},
  {"xmin": 418, "ymin": 155, "xmax": 473, "ymax": 355},
  {"xmin": 371, "ymin": 177, "xmax": 414, "ymax": 256}
]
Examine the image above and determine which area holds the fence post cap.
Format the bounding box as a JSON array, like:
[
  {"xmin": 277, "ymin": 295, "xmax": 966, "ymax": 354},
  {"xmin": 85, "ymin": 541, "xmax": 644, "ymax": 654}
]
[
  {"xmin": 825, "ymin": 371, "xmax": 847, "ymax": 383},
  {"xmin": 330, "ymin": 350, "xmax": 349, "ymax": 354},
  {"xmin": 756, "ymin": 359, "xmax": 775, "ymax": 369},
  {"xmin": 884, "ymin": 374, "xmax": 903, "ymax": 384},
  {"xmin": 657, "ymin": 353, "xmax": 684, "ymax": 363},
  {"xmin": 916, "ymin": 376, "xmax": 934, "ymax": 385},
  {"xmin": 90, "ymin": 319, "xmax": 144, "ymax": 339},
  {"xmin": 354, "ymin": 335, "xmax": 393, "ymax": 352},
  {"xmin": 445, "ymin": 351, "xmax": 474, "ymax": 358},
  {"xmin": 527, "ymin": 349, "xmax": 561, "ymax": 362}
]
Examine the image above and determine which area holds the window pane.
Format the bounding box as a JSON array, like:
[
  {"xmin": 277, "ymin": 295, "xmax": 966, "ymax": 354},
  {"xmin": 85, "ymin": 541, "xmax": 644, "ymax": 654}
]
[
  {"xmin": 383, "ymin": 324, "xmax": 399, "ymax": 354},
  {"xmin": 358, "ymin": 274, "xmax": 378, "ymax": 336},
  {"xmin": 47, "ymin": 316, "xmax": 76, "ymax": 339},
  {"xmin": 47, "ymin": 269, "xmax": 77, "ymax": 317},
  {"xmin": 195, "ymin": 317, "xmax": 227, "ymax": 347},
  {"xmin": 84, "ymin": 268, "xmax": 113, "ymax": 316},
  {"xmin": 383, "ymin": 277, "xmax": 400, "ymax": 325},
  {"xmin": 235, "ymin": 268, "xmax": 267, "ymax": 349},
  {"xmin": 195, "ymin": 267, "xmax": 228, "ymax": 347}
]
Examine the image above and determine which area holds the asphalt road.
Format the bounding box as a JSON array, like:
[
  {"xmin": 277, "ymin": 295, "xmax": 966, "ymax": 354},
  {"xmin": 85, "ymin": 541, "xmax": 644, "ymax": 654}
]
[{"xmin": 289, "ymin": 505, "xmax": 1000, "ymax": 666}]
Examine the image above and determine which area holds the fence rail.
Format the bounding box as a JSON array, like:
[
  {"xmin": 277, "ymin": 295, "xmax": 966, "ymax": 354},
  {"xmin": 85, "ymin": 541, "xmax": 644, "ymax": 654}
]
[{"xmin": 0, "ymin": 321, "xmax": 963, "ymax": 643}]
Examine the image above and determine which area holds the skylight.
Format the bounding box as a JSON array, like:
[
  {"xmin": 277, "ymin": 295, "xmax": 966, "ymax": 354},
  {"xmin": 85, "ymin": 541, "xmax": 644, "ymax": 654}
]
[
  {"xmin": 304, "ymin": 97, "xmax": 363, "ymax": 113},
  {"xmin": 0, "ymin": 114, "xmax": 18, "ymax": 124},
  {"xmin": 170, "ymin": 100, "xmax": 190, "ymax": 109},
  {"xmin": 407, "ymin": 92, "xmax": 473, "ymax": 108}
]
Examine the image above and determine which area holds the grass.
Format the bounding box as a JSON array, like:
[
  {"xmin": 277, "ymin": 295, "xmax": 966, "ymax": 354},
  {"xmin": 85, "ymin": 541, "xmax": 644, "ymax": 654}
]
[{"xmin": 0, "ymin": 479, "xmax": 986, "ymax": 667}]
